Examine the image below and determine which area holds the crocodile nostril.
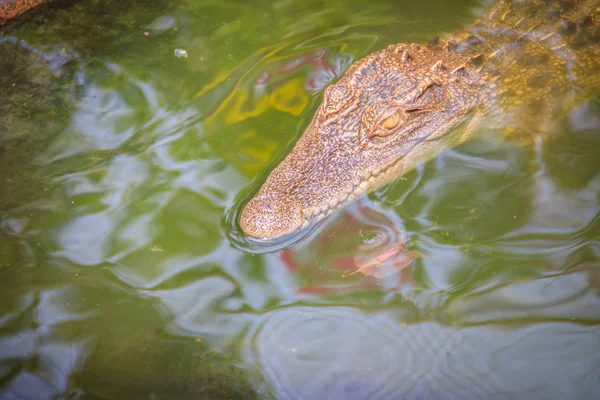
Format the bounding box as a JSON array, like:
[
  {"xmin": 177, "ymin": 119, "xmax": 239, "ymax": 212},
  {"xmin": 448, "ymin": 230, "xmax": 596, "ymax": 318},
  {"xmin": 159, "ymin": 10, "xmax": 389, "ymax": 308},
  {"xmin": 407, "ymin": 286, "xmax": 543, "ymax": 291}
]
[{"xmin": 239, "ymin": 194, "xmax": 303, "ymax": 239}]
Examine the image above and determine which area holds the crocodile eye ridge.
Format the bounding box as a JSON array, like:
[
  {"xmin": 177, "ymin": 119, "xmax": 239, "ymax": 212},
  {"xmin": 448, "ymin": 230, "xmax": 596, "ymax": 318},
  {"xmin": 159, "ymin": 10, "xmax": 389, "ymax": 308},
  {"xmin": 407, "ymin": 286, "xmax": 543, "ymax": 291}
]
[{"xmin": 322, "ymin": 85, "xmax": 359, "ymax": 120}]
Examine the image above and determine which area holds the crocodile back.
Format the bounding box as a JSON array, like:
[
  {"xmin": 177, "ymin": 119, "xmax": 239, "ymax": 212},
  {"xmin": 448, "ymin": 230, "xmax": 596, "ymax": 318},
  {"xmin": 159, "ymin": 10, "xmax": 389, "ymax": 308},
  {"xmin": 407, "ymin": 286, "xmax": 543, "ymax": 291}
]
[{"xmin": 446, "ymin": 0, "xmax": 600, "ymax": 134}]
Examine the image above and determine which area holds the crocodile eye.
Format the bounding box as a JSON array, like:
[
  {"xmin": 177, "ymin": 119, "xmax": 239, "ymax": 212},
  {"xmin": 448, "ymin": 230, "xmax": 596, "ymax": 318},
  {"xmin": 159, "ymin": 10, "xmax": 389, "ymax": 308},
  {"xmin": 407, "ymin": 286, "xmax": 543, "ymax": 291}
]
[{"xmin": 382, "ymin": 112, "xmax": 400, "ymax": 130}]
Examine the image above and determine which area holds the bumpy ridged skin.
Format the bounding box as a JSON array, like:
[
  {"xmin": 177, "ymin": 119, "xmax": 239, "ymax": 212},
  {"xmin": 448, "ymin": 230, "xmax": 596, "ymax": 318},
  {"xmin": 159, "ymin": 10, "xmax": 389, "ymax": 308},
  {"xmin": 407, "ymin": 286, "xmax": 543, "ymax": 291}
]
[{"xmin": 240, "ymin": 0, "xmax": 600, "ymax": 240}]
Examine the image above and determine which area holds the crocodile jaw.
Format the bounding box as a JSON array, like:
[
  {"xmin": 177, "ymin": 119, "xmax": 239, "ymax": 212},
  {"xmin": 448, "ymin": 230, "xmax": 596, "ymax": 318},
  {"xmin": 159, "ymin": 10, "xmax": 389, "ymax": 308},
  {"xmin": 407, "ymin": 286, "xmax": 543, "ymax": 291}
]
[
  {"xmin": 239, "ymin": 192, "xmax": 305, "ymax": 240},
  {"xmin": 240, "ymin": 43, "xmax": 485, "ymax": 240},
  {"xmin": 238, "ymin": 122, "xmax": 465, "ymax": 240}
]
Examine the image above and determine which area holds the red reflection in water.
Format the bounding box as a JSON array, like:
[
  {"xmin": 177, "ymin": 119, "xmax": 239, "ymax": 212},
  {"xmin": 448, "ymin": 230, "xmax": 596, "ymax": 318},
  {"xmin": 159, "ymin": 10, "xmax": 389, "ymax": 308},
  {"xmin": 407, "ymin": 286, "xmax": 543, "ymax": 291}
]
[
  {"xmin": 277, "ymin": 203, "xmax": 421, "ymax": 296},
  {"xmin": 256, "ymin": 49, "xmax": 337, "ymax": 92}
]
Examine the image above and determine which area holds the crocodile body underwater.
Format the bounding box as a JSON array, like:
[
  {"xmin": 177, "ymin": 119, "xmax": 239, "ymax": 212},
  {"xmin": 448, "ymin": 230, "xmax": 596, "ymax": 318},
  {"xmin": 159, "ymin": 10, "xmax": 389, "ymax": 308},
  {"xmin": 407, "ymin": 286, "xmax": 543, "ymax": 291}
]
[{"xmin": 240, "ymin": 0, "xmax": 600, "ymax": 240}]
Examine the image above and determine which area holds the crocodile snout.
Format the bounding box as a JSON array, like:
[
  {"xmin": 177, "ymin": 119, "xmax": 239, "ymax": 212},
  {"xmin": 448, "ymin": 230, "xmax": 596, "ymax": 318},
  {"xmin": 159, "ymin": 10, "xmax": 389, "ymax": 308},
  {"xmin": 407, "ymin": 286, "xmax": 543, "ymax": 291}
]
[{"xmin": 239, "ymin": 193, "xmax": 303, "ymax": 239}]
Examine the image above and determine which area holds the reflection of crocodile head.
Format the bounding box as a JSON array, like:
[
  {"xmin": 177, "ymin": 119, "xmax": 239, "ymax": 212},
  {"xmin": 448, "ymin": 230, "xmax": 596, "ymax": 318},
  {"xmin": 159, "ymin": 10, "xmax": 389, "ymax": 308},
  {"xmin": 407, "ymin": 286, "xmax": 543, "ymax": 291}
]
[{"xmin": 240, "ymin": 43, "xmax": 489, "ymax": 239}]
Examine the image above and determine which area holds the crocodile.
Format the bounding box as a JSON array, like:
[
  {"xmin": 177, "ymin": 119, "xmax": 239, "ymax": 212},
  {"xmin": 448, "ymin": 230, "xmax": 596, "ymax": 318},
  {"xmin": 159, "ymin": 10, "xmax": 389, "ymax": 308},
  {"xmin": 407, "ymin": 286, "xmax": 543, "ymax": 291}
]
[{"xmin": 239, "ymin": 0, "xmax": 600, "ymax": 240}]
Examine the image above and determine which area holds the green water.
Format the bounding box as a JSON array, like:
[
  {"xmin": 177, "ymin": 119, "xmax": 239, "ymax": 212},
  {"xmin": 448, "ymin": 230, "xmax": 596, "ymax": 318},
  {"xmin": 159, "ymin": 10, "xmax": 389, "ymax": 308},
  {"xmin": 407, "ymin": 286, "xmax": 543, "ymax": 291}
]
[{"xmin": 1, "ymin": 0, "xmax": 600, "ymax": 398}]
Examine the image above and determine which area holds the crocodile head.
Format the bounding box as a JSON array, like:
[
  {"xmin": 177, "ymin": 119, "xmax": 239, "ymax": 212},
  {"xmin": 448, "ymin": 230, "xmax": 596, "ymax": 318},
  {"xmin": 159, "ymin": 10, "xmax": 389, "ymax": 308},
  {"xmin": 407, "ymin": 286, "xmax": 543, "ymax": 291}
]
[{"xmin": 240, "ymin": 43, "xmax": 487, "ymax": 240}]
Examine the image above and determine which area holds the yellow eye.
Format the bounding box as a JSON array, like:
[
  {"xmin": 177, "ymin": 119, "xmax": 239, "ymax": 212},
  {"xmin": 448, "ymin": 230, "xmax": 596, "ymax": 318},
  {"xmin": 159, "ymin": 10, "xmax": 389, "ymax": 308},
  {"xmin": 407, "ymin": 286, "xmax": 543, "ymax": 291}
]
[{"xmin": 382, "ymin": 112, "xmax": 400, "ymax": 129}]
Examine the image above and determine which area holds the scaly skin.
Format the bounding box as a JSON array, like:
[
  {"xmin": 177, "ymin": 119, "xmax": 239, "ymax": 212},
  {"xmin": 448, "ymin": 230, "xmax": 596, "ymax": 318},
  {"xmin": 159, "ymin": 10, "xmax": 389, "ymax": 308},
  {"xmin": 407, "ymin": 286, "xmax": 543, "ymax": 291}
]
[{"xmin": 240, "ymin": 0, "xmax": 600, "ymax": 240}]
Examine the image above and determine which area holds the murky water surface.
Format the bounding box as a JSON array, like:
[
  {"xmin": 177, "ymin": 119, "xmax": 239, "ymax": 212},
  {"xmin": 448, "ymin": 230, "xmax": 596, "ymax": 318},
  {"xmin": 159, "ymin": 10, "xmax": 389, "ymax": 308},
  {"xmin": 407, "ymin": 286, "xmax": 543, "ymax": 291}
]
[{"xmin": 1, "ymin": 0, "xmax": 599, "ymax": 398}]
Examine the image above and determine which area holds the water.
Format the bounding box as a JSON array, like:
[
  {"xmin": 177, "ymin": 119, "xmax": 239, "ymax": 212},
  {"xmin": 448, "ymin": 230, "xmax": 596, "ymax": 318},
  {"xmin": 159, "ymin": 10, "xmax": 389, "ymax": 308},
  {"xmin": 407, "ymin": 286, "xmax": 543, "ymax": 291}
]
[{"xmin": 1, "ymin": 0, "xmax": 599, "ymax": 398}]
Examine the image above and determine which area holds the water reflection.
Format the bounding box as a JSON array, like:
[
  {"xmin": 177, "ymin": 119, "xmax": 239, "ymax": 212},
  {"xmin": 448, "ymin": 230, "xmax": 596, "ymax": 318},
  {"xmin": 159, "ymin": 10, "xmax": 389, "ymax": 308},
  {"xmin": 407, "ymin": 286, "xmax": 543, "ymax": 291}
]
[
  {"xmin": 1, "ymin": 0, "xmax": 600, "ymax": 398},
  {"xmin": 244, "ymin": 307, "xmax": 600, "ymax": 399},
  {"xmin": 0, "ymin": 288, "xmax": 92, "ymax": 400}
]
